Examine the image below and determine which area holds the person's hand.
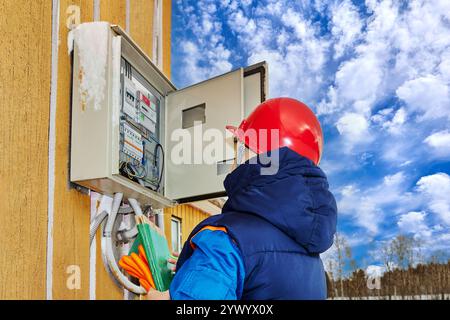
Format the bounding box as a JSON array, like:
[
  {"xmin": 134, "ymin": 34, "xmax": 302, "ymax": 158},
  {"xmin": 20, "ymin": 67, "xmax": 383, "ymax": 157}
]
[
  {"xmin": 145, "ymin": 289, "xmax": 170, "ymax": 300},
  {"xmin": 168, "ymin": 251, "xmax": 179, "ymax": 273}
]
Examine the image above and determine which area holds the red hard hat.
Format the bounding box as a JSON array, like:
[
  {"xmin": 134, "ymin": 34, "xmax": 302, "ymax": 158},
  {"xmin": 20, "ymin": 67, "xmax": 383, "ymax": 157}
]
[{"xmin": 226, "ymin": 97, "xmax": 323, "ymax": 165}]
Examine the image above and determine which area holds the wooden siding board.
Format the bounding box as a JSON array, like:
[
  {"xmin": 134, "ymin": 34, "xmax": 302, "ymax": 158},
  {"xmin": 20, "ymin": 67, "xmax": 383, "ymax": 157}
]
[
  {"xmin": 129, "ymin": 0, "xmax": 154, "ymax": 57},
  {"xmin": 162, "ymin": 0, "xmax": 171, "ymax": 77},
  {"xmin": 100, "ymin": 0, "xmax": 126, "ymax": 29},
  {"xmin": 51, "ymin": 0, "xmax": 93, "ymax": 300}
]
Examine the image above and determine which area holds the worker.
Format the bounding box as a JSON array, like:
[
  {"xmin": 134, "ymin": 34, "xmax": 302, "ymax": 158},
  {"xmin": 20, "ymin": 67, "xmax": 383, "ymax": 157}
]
[{"xmin": 147, "ymin": 97, "xmax": 337, "ymax": 300}]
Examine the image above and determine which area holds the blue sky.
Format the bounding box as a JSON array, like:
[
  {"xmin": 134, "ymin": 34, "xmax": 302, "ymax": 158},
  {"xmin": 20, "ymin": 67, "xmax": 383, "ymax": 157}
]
[{"xmin": 171, "ymin": 0, "xmax": 450, "ymax": 273}]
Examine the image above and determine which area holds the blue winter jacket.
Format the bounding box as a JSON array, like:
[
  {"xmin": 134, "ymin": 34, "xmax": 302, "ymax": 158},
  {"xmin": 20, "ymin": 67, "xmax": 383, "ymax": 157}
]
[{"xmin": 173, "ymin": 147, "xmax": 337, "ymax": 300}]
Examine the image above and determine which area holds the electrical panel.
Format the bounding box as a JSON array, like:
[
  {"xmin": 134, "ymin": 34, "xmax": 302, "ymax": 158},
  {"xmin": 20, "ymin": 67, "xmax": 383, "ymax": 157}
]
[
  {"xmin": 70, "ymin": 22, "xmax": 267, "ymax": 208},
  {"xmin": 118, "ymin": 59, "xmax": 163, "ymax": 193}
]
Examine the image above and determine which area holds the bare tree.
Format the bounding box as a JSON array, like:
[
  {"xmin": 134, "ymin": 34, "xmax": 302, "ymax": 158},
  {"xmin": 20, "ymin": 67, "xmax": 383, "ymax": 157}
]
[
  {"xmin": 325, "ymin": 233, "xmax": 354, "ymax": 297},
  {"xmin": 391, "ymin": 235, "xmax": 416, "ymax": 269},
  {"xmin": 381, "ymin": 240, "xmax": 395, "ymax": 299},
  {"xmin": 325, "ymin": 260, "xmax": 337, "ymax": 299}
]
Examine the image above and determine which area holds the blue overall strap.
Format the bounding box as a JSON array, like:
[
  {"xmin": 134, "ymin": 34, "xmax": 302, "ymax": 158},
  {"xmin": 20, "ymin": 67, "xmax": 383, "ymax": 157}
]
[{"xmin": 169, "ymin": 227, "xmax": 245, "ymax": 300}]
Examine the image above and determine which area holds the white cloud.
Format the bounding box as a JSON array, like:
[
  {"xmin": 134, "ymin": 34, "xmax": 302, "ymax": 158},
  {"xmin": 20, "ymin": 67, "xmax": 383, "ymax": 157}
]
[
  {"xmin": 338, "ymin": 172, "xmax": 416, "ymax": 235},
  {"xmin": 371, "ymin": 107, "xmax": 407, "ymax": 135},
  {"xmin": 336, "ymin": 113, "xmax": 368, "ymax": 136},
  {"xmin": 428, "ymin": 233, "xmax": 450, "ymax": 252},
  {"xmin": 438, "ymin": 51, "xmax": 450, "ymax": 82},
  {"xmin": 416, "ymin": 173, "xmax": 450, "ymax": 226},
  {"xmin": 174, "ymin": 0, "xmax": 233, "ymax": 86},
  {"xmin": 318, "ymin": 0, "xmax": 395, "ymax": 117},
  {"xmin": 228, "ymin": 9, "xmax": 256, "ymax": 34},
  {"xmin": 396, "ymin": 76, "xmax": 450, "ymax": 120},
  {"xmin": 329, "ymin": 0, "xmax": 363, "ymax": 59},
  {"xmin": 424, "ymin": 130, "xmax": 450, "ymax": 157},
  {"xmin": 397, "ymin": 211, "xmax": 432, "ymax": 239},
  {"xmin": 179, "ymin": 40, "xmax": 232, "ymax": 84},
  {"xmin": 316, "ymin": 0, "xmax": 450, "ymax": 162},
  {"xmin": 194, "ymin": 1, "xmax": 330, "ymax": 109},
  {"xmin": 241, "ymin": 6, "xmax": 329, "ymax": 106},
  {"xmin": 383, "ymin": 108, "xmax": 407, "ymax": 135},
  {"xmin": 336, "ymin": 113, "xmax": 371, "ymax": 149},
  {"xmin": 339, "ymin": 172, "xmax": 450, "ymax": 236},
  {"xmin": 335, "ymin": 54, "xmax": 383, "ymax": 115}
]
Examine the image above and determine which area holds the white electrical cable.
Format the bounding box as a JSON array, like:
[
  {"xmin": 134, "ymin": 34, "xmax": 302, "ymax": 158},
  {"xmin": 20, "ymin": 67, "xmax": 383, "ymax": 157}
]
[
  {"xmin": 90, "ymin": 194, "xmax": 113, "ymax": 245},
  {"xmin": 90, "ymin": 211, "xmax": 108, "ymax": 246},
  {"xmin": 102, "ymin": 193, "xmax": 146, "ymax": 294},
  {"xmin": 128, "ymin": 198, "xmax": 144, "ymax": 217}
]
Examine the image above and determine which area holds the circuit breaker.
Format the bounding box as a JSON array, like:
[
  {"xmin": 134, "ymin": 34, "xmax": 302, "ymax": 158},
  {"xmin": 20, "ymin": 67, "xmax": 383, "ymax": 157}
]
[{"xmin": 70, "ymin": 22, "xmax": 267, "ymax": 208}]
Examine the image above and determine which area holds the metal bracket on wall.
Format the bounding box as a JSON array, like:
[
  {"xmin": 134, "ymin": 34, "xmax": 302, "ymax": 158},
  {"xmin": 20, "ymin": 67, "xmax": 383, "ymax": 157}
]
[{"xmin": 70, "ymin": 182, "xmax": 90, "ymax": 195}]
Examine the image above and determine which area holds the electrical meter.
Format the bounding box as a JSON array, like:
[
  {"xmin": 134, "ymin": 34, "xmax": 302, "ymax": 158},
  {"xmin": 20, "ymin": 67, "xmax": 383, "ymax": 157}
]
[{"xmin": 70, "ymin": 22, "xmax": 267, "ymax": 208}]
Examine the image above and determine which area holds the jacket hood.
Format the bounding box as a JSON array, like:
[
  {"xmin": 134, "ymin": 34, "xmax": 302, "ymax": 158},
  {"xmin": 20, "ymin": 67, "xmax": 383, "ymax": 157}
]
[{"xmin": 222, "ymin": 147, "xmax": 337, "ymax": 254}]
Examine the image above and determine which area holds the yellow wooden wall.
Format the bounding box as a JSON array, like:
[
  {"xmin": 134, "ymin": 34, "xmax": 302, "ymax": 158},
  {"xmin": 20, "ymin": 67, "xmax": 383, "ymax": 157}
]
[
  {"xmin": 0, "ymin": 1, "xmax": 53, "ymax": 300},
  {"xmin": 164, "ymin": 205, "xmax": 211, "ymax": 252}
]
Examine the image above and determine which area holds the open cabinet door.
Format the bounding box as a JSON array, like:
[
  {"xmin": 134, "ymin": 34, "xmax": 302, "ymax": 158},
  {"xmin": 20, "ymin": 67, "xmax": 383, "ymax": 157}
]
[
  {"xmin": 165, "ymin": 62, "xmax": 267, "ymax": 203},
  {"xmin": 165, "ymin": 68, "xmax": 243, "ymax": 202}
]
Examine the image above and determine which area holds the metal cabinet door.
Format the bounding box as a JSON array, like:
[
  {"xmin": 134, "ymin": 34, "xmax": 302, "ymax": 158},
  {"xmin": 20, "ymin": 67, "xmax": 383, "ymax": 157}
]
[
  {"xmin": 165, "ymin": 62, "xmax": 267, "ymax": 203},
  {"xmin": 165, "ymin": 68, "xmax": 243, "ymax": 202}
]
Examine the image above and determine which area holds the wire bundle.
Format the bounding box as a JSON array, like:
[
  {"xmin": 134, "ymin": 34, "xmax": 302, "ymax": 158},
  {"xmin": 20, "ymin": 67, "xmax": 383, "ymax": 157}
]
[{"xmin": 119, "ymin": 244, "xmax": 156, "ymax": 292}]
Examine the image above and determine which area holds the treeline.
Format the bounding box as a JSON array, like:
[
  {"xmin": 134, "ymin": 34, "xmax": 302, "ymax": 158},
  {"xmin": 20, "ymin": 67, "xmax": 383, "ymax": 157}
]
[
  {"xmin": 325, "ymin": 233, "xmax": 450, "ymax": 299},
  {"xmin": 327, "ymin": 261, "xmax": 450, "ymax": 299}
]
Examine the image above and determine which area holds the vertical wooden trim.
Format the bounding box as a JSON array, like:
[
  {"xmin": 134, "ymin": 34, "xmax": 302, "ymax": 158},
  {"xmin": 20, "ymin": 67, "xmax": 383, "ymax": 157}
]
[
  {"xmin": 46, "ymin": 0, "xmax": 61, "ymax": 300},
  {"xmin": 152, "ymin": 0, "xmax": 163, "ymax": 68},
  {"xmin": 126, "ymin": 0, "xmax": 130, "ymax": 33},
  {"xmin": 93, "ymin": 0, "xmax": 100, "ymax": 21}
]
